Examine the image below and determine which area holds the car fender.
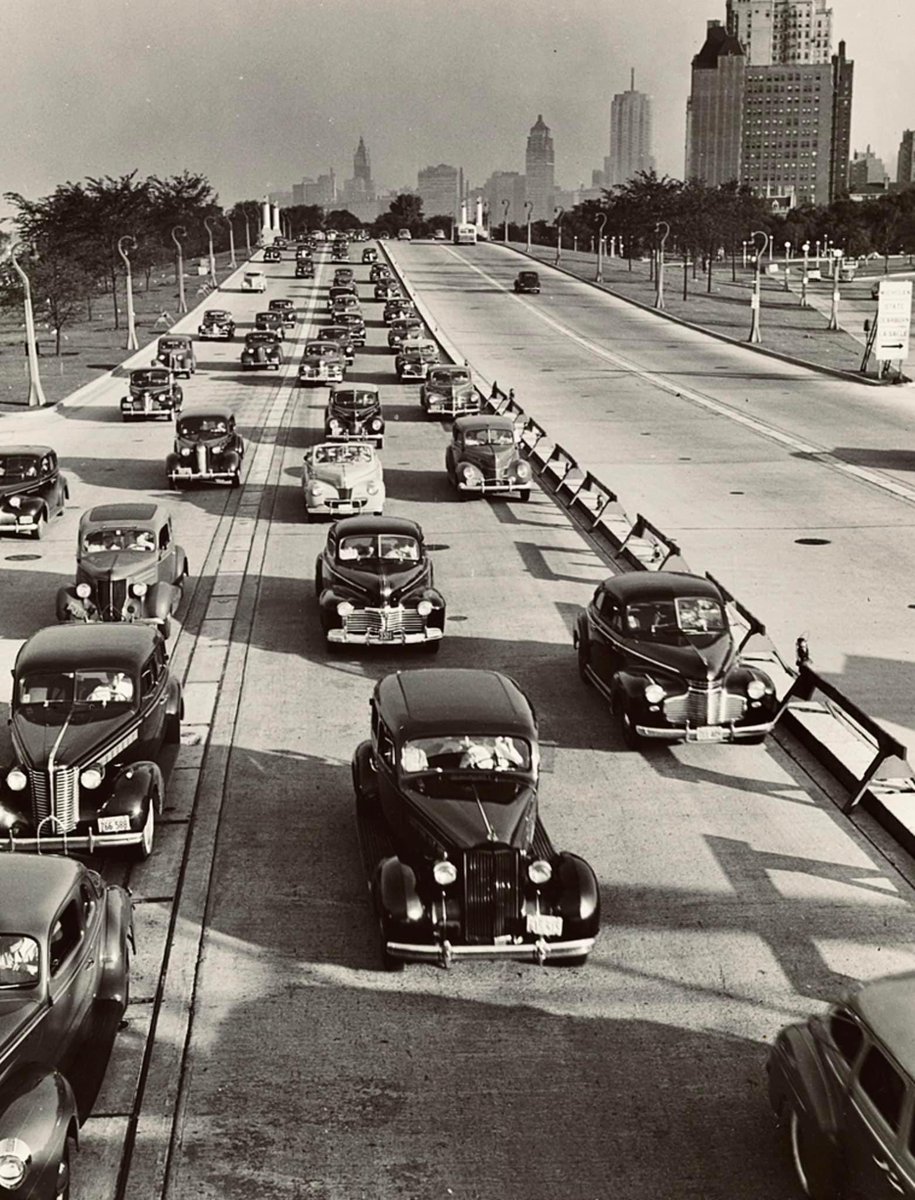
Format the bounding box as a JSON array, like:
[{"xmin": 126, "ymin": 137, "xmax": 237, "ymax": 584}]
[
  {"xmin": 107, "ymin": 761, "xmax": 164, "ymax": 817},
  {"xmin": 0, "ymin": 1065, "xmax": 77, "ymax": 1186},
  {"xmin": 352, "ymin": 740, "xmax": 378, "ymax": 801},
  {"xmin": 768, "ymin": 1024, "xmax": 842, "ymax": 1139},
  {"xmin": 56, "ymin": 586, "xmax": 90, "ymax": 623},
  {"xmin": 98, "ymin": 885, "xmax": 133, "ymax": 1006},
  {"xmin": 165, "ymin": 453, "xmax": 181, "ymax": 474},
  {"xmin": 146, "ymin": 581, "xmax": 177, "ymax": 622},
  {"xmin": 614, "ymin": 670, "xmax": 654, "ymax": 707},
  {"xmin": 573, "ymin": 611, "xmax": 589, "ymax": 649},
  {"xmin": 221, "ymin": 450, "xmax": 242, "ymax": 473},
  {"xmin": 15, "ymin": 495, "xmax": 44, "ymax": 519},
  {"xmin": 165, "ymin": 675, "xmax": 183, "ymax": 721},
  {"xmin": 551, "ymin": 852, "xmax": 601, "ymax": 929},
  {"xmin": 373, "ymin": 857, "xmax": 425, "ymax": 926},
  {"xmin": 174, "ymin": 546, "xmax": 189, "ymax": 579}
]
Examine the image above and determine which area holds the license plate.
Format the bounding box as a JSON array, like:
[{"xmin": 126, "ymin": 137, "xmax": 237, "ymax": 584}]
[
  {"xmin": 98, "ymin": 814, "xmax": 131, "ymax": 833},
  {"xmin": 175, "ymin": 467, "xmax": 193, "ymax": 475},
  {"xmin": 694, "ymin": 726, "xmax": 725, "ymax": 742},
  {"xmin": 526, "ymin": 913, "xmax": 563, "ymax": 937}
]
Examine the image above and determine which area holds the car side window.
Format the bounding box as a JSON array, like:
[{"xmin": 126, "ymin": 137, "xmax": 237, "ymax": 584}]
[
  {"xmin": 79, "ymin": 880, "xmax": 97, "ymax": 925},
  {"xmin": 858, "ymin": 1045, "xmax": 906, "ymax": 1131},
  {"xmin": 829, "ymin": 1010, "xmax": 864, "ymax": 1066},
  {"xmin": 49, "ymin": 901, "xmax": 83, "ymax": 974},
  {"xmin": 140, "ymin": 655, "xmax": 160, "ymax": 698},
  {"xmin": 377, "ymin": 723, "xmax": 396, "ymax": 770},
  {"xmin": 160, "ymin": 523, "xmax": 170, "ymax": 550}
]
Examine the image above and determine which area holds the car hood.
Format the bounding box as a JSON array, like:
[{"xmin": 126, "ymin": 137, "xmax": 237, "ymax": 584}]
[
  {"xmin": 243, "ymin": 346, "xmax": 278, "ymax": 359},
  {"xmin": 429, "ymin": 382, "xmax": 473, "ymax": 398},
  {"xmin": 627, "ymin": 631, "xmax": 737, "ymax": 682},
  {"xmin": 327, "ymin": 560, "xmax": 428, "ymax": 602},
  {"xmin": 401, "ymin": 778, "xmax": 535, "ymax": 851},
  {"xmin": 76, "ymin": 551, "xmax": 159, "ymax": 583},
  {"xmin": 12, "ymin": 706, "xmax": 139, "ymax": 770},
  {"xmin": 129, "ymin": 384, "xmax": 169, "ymax": 396},
  {"xmin": 0, "ymin": 480, "xmax": 41, "ymax": 501},
  {"xmin": 176, "ymin": 435, "xmax": 232, "ymax": 450},
  {"xmin": 309, "ymin": 462, "xmax": 375, "ymax": 489},
  {"xmin": 459, "ymin": 445, "xmax": 518, "ymax": 472},
  {"xmin": 330, "ymin": 408, "xmax": 380, "ymax": 425}
]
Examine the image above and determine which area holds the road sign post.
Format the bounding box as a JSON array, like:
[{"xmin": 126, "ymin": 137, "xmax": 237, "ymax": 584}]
[{"xmin": 874, "ymin": 279, "xmax": 912, "ymax": 365}]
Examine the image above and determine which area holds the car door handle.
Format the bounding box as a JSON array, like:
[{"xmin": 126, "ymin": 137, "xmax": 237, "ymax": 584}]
[
  {"xmin": 873, "ymin": 1158, "xmax": 904, "ymax": 1192},
  {"xmin": 84, "ymin": 958, "xmax": 95, "ymax": 970}
]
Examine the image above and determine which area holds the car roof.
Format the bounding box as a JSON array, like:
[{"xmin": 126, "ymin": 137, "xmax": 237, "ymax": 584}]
[
  {"xmin": 601, "ymin": 572, "xmax": 722, "ymax": 603},
  {"xmin": 375, "ymin": 669, "xmax": 536, "ymax": 741},
  {"xmin": 159, "ymin": 334, "xmax": 191, "ymax": 342},
  {"xmin": 82, "ymin": 503, "xmax": 160, "ymax": 529},
  {"xmin": 454, "ymin": 414, "xmax": 513, "ymax": 433},
  {"xmin": 851, "ymin": 972, "xmax": 915, "ymax": 1078},
  {"xmin": 332, "ymin": 386, "xmax": 379, "ymax": 397},
  {"xmin": 332, "ymin": 515, "xmax": 421, "ymax": 540},
  {"xmin": 0, "ymin": 445, "xmax": 54, "ymax": 457},
  {"xmin": 431, "ymin": 364, "xmax": 469, "ymax": 374},
  {"xmin": 15, "ymin": 622, "xmax": 160, "ymax": 675},
  {"xmin": 179, "ymin": 408, "xmax": 234, "ymax": 421},
  {"xmin": 0, "ymin": 855, "xmax": 84, "ymax": 936}
]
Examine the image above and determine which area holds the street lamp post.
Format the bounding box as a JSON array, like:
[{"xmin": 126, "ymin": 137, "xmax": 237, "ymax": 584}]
[
  {"xmin": 224, "ymin": 215, "xmax": 237, "ymax": 269},
  {"xmin": 800, "ymin": 241, "xmax": 810, "ymax": 308},
  {"xmin": 742, "ymin": 239, "xmax": 748, "ymax": 269},
  {"xmin": 524, "ymin": 201, "xmax": 533, "ymax": 252},
  {"xmin": 815, "ymin": 239, "xmax": 822, "ymax": 269},
  {"xmin": 117, "ymin": 235, "xmax": 139, "ymax": 351},
  {"xmin": 9, "ymin": 245, "xmax": 47, "ymax": 407},
  {"xmin": 828, "ymin": 248, "xmax": 843, "ymax": 330},
  {"xmin": 595, "ymin": 213, "xmax": 607, "ymax": 282},
  {"xmin": 171, "ymin": 225, "xmax": 187, "ymax": 314},
  {"xmin": 554, "ymin": 207, "xmax": 564, "ymax": 265},
  {"xmin": 748, "ymin": 229, "xmax": 769, "ymax": 343},
  {"xmin": 654, "ymin": 221, "xmax": 669, "ymax": 311},
  {"xmin": 502, "ymin": 199, "xmax": 510, "ymax": 245},
  {"xmin": 204, "ymin": 216, "xmax": 218, "ymax": 287},
  {"xmin": 784, "ymin": 241, "xmax": 792, "ymax": 292}
]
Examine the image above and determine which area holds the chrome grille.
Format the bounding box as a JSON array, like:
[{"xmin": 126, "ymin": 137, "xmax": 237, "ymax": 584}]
[
  {"xmin": 28, "ymin": 767, "xmax": 78, "ymax": 832},
  {"xmin": 97, "ymin": 578, "xmax": 128, "ymax": 621},
  {"xmin": 343, "ymin": 607, "xmax": 426, "ymax": 637},
  {"xmin": 463, "ymin": 847, "xmax": 520, "ymax": 943},
  {"xmin": 663, "ymin": 686, "xmax": 746, "ymax": 726},
  {"xmin": 28, "ymin": 770, "xmax": 50, "ymax": 823}
]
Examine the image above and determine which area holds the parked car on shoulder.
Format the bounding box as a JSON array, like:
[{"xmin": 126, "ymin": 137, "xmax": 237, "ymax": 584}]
[
  {"xmin": 388, "ymin": 316, "xmax": 424, "ymax": 350},
  {"xmin": 155, "ymin": 334, "xmax": 196, "ymax": 378},
  {"xmin": 1, "ymin": 623, "xmax": 181, "ymax": 857},
  {"xmin": 0, "ymin": 446, "xmax": 68, "ymax": 541},
  {"xmin": 302, "ymin": 441, "xmax": 385, "ymax": 520},
  {"xmin": 352, "ymin": 668, "xmax": 601, "ymax": 968},
  {"xmin": 268, "ymin": 297, "xmax": 297, "ymax": 327},
  {"xmin": 370, "ymin": 263, "xmax": 391, "ymax": 283},
  {"xmin": 120, "ymin": 367, "xmax": 182, "ymax": 422},
  {"xmin": 767, "ymin": 970, "xmax": 915, "ymax": 1200},
  {"xmin": 513, "ymin": 270, "xmax": 541, "ymax": 294},
  {"xmin": 56, "ymin": 503, "xmax": 188, "ymax": 637},
  {"xmin": 445, "ymin": 414, "xmax": 531, "ymax": 499},
  {"xmin": 295, "ymin": 260, "xmax": 315, "ymax": 279},
  {"xmin": 573, "ymin": 572, "xmax": 779, "ymax": 747},
  {"xmin": 240, "ymin": 331, "xmax": 283, "ymax": 371},
  {"xmin": 396, "ymin": 340, "xmax": 439, "ymax": 381},
  {"xmin": 166, "ymin": 409, "xmax": 244, "ymax": 488},
  {"xmin": 254, "ymin": 310, "xmax": 285, "ymax": 340},
  {"xmin": 432, "ymin": 228, "xmax": 448, "ymax": 241},
  {"xmin": 315, "ymin": 516, "xmax": 444, "ymax": 650},
  {"xmin": 242, "ymin": 270, "xmax": 267, "ymax": 292},
  {"xmin": 324, "ymin": 386, "xmax": 385, "ymax": 446},
  {"xmin": 263, "ymin": 247, "xmax": 282, "ymax": 263},
  {"xmin": 362, "ymin": 247, "xmax": 378, "ymax": 263},
  {"xmin": 0, "ymin": 854, "xmax": 132, "ymax": 1196},
  {"xmin": 299, "ymin": 340, "xmax": 345, "ymax": 385},
  {"xmin": 421, "ymin": 364, "xmax": 478, "ymax": 417},
  {"xmin": 197, "ymin": 309, "xmax": 236, "ymax": 340}
]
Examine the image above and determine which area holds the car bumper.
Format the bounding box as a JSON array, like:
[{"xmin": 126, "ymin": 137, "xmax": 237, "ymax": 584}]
[
  {"xmin": 426, "ymin": 401, "xmax": 481, "ymax": 415},
  {"xmin": 121, "ymin": 402, "xmax": 176, "ymax": 416},
  {"xmin": 328, "ymin": 627, "xmax": 442, "ymax": 646},
  {"xmin": 458, "ymin": 480, "xmax": 532, "ymax": 494},
  {"xmin": 633, "ymin": 719, "xmax": 776, "ymax": 743},
  {"xmin": 169, "ymin": 468, "xmax": 237, "ymax": 483},
  {"xmin": 0, "ymin": 513, "xmax": 43, "ymax": 534},
  {"xmin": 385, "ymin": 935, "xmax": 595, "ymax": 965},
  {"xmin": 1, "ymin": 826, "xmax": 148, "ymax": 853},
  {"xmin": 306, "ymin": 497, "xmax": 380, "ymax": 516}
]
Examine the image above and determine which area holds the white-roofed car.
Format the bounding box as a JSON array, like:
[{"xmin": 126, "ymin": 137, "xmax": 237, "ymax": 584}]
[
  {"xmin": 302, "ymin": 441, "xmax": 385, "ymax": 521},
  {"xmin": 242, "ymin": 270, "xmax": 267, "ymax": 292}
]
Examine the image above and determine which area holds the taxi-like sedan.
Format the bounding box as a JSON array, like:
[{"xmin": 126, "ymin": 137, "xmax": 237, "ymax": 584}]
[
  {"xmin": 420, "ymin": 364, "xmax": 479, "ymax": 416},
  {"xmin": 166, "ymin": 410, "xmax": 245, "ymax": 488},
  {"xmin": 1, "ymin": 623, "xmax": 182, "ymax": 857},
  {"xmin": 298, "ymin": 340, "xmax": 345, "ymax": 385},
  {"xmin": 240, "ymin": 331, "xmax": 283, "ymax": 371},
  {"xmin": 388, "ymin": 316, "xmax": 423, "ymax": 351},
  {"xmin": 268, "ymin": 297, "xmax": 297, "ymax": 328},
  {"xmin": 0, "ymin": 446, "xmax": 69, "ymax": 542},
  {"xmin": 302, "ymin": 441, "xmax": 385, "ymax": 520},
  {"xmin": 56, "ymin": 504, "xmax": 188, "ymax": 638},
  {"xmin": 573, "ymin": 572, "xmax": 779, "ymax": 748},
  {"xmin": 396, "ymin": 340, "xmax": 439, "ymax": 381},
  {"xmin": 0, "ymin": 855, "xmax": 132, "ymax": 1197},
  {"xmin": 197, "ymin": 309, "xmax": 236, "ymax": 340},
  {"xmin": 324, "ymin": 386, "xmax": 385, "ymax": 447},
  {"xmin": 352, "ymin": 669, "xmax": 600, "ymax": 968},
  {"xmin": 120, "ymin": 367, "xmax": 182, "ymax": 422},
  {"xmin": 254, "ymin": 310, "xmax": 285, "ymax": 340},
  {"xmin": 315, "ymin": 517, "xmax": 444, "ymax": 650},
  {"xmin": 155, "ymin": 335, "xmax": 196, "ymax": 378},
  {"xmin": 445, "ymin": 415, "xmax": 532, "ymax": 499}
]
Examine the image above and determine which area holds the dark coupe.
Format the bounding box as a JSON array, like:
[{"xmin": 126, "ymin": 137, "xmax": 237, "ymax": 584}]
[
  {"xmin": 420, "ymin": 364, "xmax": 479, "ymax": 417},
  {"xmin": 120, "ymin": 367, "xmax": 183, "ymax": 422},
  {"xmin": 268, "ymin": 297, "xmax": 298, "ymax": 327},
  {"xmin": 314, "ymin": 516, "xmax": 445, "ymax": 651},
  {"xmin": 353, "ymin": 668, "xmax": 601, "ymax": 968},
  {"xmin": 324, "ymin": 387, "xmax": 385, "ymax": 447},
  {"xmin": 0, "ymin": 623, "xmax": 181, "ymax": 857},
  {"xmin": 0, "ymin": 855, "xmax": 132, "ymax": 1198},
  {"xmin": 0, "ymin": 447, "xmax": 68, "ymax": 541},
  {"xmin": 317, "ymin": 324, "xmax": 355, "ymax": 364},
  {"xmin": 574, "ymin": 571, "xmax": 779, "ymax": 747},
  {"xmin": 56, "ymin": 503, "xmax": 188, "ymax": 638},
  {"xmin": 513, "ymin": 270, "xmax": 541, "ymax": 294},
  {"xmin": 294, "ymin": 259, "xmax": 315, "ymax": 279},
  {"xmin": 154, "ymin": 335, "xmax": 196, "ymax": 377},
  {"xmin": 445, "ymin": 415, "xmax": 532, "ymax": 499},
  {"xmin": 240, "ymin": 331, "xmax": 283, "ymax": 371},
  {"xmin": 197, "ymin": 309, "xmax": 236, "ymax": 340},
  {"xmin": 166, "ymin": 410, "xmax": 245, "ymax": 488},
  {"xmin": 254, "ymin": 310, "xmax": 285, "ymax": 340}
]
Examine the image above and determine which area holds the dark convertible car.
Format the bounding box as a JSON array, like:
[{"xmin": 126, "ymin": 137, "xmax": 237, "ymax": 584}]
[
  {"xmin": 574, "ymin": 571, "xmax": 779, "ymax": 747},
  {"xmin": 314, "ymin": 516, "xmax": 445, "ymax": 650},
  {"xmin": 353, "ymin": 668, "xmax": 601, "ymax": 968}
]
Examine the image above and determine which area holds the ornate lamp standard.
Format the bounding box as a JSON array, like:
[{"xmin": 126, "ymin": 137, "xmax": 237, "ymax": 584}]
[
  {"xmin": 748, "ymin": 229, "xmax": 770, "ymax": 343},
  {"xmin": 502, "ymin": 199, "xmax": 510, "ymax": 244},
  {"xmin": 203, "ymin": 216, "xmax": 218, "ymax": 287},
  {"xmin": 8, "ymin": 244, "xmax": 47, "ymax": 407},
  {"xmin": 524, "ymin": 201, "xmax": 533, "ymax": 252},
  {"xmin": 654, "ymin": 221, "xmax": 670, "ymax": 310},
  {"xmin": 800, "ymin": 241, "xmax": 810, "ymax": 307},
  {"xmin": 224, "ymin": 215, "xmax": 237, "ymax": 269},
  {"xmin": 117, "ymin": 235, "xmax": 139, "ymax": 351},
  {"xmin": 171, "ymin": 226, "xmax": 188, "ymax": 314},
  {"xmin": 595, "ymin": 213, "xmax": 607, "ymax": 283},
  {"xmin": 554, "ymin": 207, "xmax": 564, "ymax": 265}
]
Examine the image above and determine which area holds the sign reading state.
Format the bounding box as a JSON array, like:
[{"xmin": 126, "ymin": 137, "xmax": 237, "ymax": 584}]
[{"xmin": 875, "ymin": 279, "xmax": 913, "ymax": 362}]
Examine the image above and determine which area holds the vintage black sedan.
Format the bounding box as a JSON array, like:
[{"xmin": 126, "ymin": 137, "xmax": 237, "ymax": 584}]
[
  {"xmin": 0, "ymin": 623, "xmax": 181, "ymax": 857},
  {"xmin": 263, "ymin": 246, "xmax": 282, "ymax": 263},
  {"xmin": 383, "ymin": 298, "xmax": 415, "ymax": 325},
  {"xmin": 324, "ymin": 387, "xmax": 385, "ymax": 447},
  {"xmin": 166, "ymin": 409, "xmax": 244, "ymax": 488},
  {"xmin": 369, "ymin": 262, "xmax": 391, "ymax": 282},
  {"xmin": 268, "ymin": 297, "xmax": 297, "ymax": 328},
  {"xmin": 352, "ymin": 668, "xmax": 600, "ymax": 968},
  {"xmin": 332, "ymin": 267, "xmax": 355, "ymax": 287},
  {"xmin": 240, "ymin": 331, "xmax": 283, "ymax": 371},
  {"xmin": 315, "ymin": 516, "xmax": 444, "ymax": 650},
  {"xmin": 395, "ymin": 340, "xmax": 439, "ymax": 382},
  {"xmin": 574, "ymin": 572, "xmax": 779, "ymax": 747},
  {"xmin": 335, "ymin": 310, "xmax": 366, "ymax": 346},
  {"xmin": 298, "ymin": 340, "xmax": 345, "ymax": 386},
  {"xmin": 294, "ymin": 259, "xmax": 315, "ymax": 279},
  {"xmin": 445, "ymin": 415, "xmax": 532, "ymax": 499},
  {"xmin": 362, "ymin": 247, "xmax": 378, "ymax": 263},
  {"xmin": 56, "ymin": 503, "xmax": 188, "ymax": 638},
  {"xmin": 374, "ymin": 279, "xmax": 401, "ymax": 301},
  {"xmin": 420, "ymin": 364, "xmax": 479, "ymax": 417},
  {"xmin": 197, "ymin": 309, "xmax": 236, "ymax": 340},
  {"xmin": 154, "ymin": 334, "xmax": 196, "ymax": 377},
  {"xmin": 120, "ymin": 367, "xmax": 183, "ymax": 422},
  {"xmin": 767, "ymin": 970, "xmax": 915, "ymax": 1199},
  {"xmin": 254, "ymin": 310, "xmax": 285, "ymax": 340},
  {"xmin": 317, "ymin": 324, "xmax": 356, "ymax": 364},
  {"xmin": 513, "ymin": 270, "xmax": 541, "ymax": 294},
  {"xmin": 0, "ymin": 855, "xmax": 132, "ymax": 1197},
  {"xmin": 0, "ymin": 447, "xmax": 69, "ymax": 541},
  {"xmin": 387, "ymin": 316, "xmax": 423, "ymax": 350}
]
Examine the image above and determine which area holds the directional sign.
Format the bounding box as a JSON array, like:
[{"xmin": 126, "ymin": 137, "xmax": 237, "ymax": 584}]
[{"xmin": 875, "ymin": 279, "xmax": 913, "ymax": 362}]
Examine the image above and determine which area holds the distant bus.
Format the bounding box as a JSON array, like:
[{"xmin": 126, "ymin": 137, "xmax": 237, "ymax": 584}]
[{"xmin": 453, "ymin": 223, "xmax": 477, "ymax": 245}]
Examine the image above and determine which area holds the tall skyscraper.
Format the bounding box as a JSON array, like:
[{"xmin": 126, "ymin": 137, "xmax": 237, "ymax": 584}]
[
  {"xmin": 685, "ymin": 21, "xmax": 746, "ymax": 185},
  {"xmin": 417, "ymin": 164, "xmax": 460, "ymax": 219},
  {"xmin": 898, "ymin": 131, "xmax": 915, "ymax": 187},
  {"xmin": 726, "ymin": 0, "xmax": 832, "ymax": 65},
  {"xmin": 848, "ymin": 146, "xmax": 889, "ymax": 191},
  {"xmin": 525, "ymin": 115, "xmax": 555, "ymax": 222},
  {"xmin": 352, "ymin": 136, "xmax": 374, "ymax": 198},
  {"xmin": 606, "ymin": 71, "xmax": 655, "ymax": 187}
]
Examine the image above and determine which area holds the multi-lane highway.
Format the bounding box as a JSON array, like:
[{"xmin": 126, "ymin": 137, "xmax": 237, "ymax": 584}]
[{"xmin": 4, "ymin": 238, "xmax": 915, "ymax": 1200}]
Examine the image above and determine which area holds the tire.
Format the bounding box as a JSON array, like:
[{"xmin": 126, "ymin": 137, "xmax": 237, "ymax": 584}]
[
  {"xmin": 231, "ymin": 470, "xmax": 241, "ymax": 488},
  {"xmin": 788, "ymin": 1102, "xmax": 839, "ymax": 1199},
  {"xmin": 577, "ymin": 636, "xmax": 591, "ymax": 684},
  {"xmin": 160, "ymin": 618, "xmax": 172, "ymax": 641},
  {"xmin": 165, "ymin": 709, "xmax": 181, "ymax": 744},
  {"xmin": 54, "ymin": 1138, "xmax": 74, "ymax": 1200},
  {"xmin": 129, "ymin": 798, "xmax": 155, "ymax": 862},
  {"xmin": 616, "ymin": 701, "xmax": 642, "ymax": 750},
  {"xmin": 32, "ymin": 513, "xmax": 47, "ymax": 541},
  {"xmin": 379, "ymin": 921, "xmax": 405, "ymax": 973},
  {"xmin": 422, "ymin": 639, "xmax": 441, "ymax": 655},
  {"xmin": 742, "ymin": 734, "xmax": 767, "ymax": 746},
  {"xmin": 516, "ymin": 488, "xmax": 532, "ymax": 502}
]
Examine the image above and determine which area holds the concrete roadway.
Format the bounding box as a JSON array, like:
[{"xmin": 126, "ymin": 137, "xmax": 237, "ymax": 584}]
[
  {"xmin": 5, "ymin": 243, "xmax": 915, "ymax": 1200},
  {"xmin": 384, "ymin": 240, "xmax": 915, "ymax": 746}
]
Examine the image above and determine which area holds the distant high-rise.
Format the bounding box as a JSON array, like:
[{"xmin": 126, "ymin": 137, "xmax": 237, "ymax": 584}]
[
  {"xmin": 726, "ymin": 0, "xmax": 832, "ymax": 65},
  {"xmin": 525, "ymin": 115, "xmax": 555, "ymax": 222},
  {"xmin": 685, "ymin": 21, "xmax": 746, "ymax": 185},
  {"xmin": 606, "ymin": 71, "xmax": 655, "ymax": 187},
  {"xmin": 417, "ymin": 164, "xmax": 460, "ymax": 219},
  {"xmin": 483, "ymin": 172, "xmax": 526, "ymax": 224},
  {"xmin": 849, "ymin": 145, "xmax": 888, "ymax": 191},
  {"xmin": 353, "ymin": 136, "xmax": 374, "ymax": 198},
  {"xmin": 899, "ymin": 131, "xmax": 915, "ymax": 186}
]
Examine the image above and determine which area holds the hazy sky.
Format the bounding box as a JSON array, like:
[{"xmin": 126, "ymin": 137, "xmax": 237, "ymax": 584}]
[{"xmin": 2, "ymin": 0, "xmax": 913, "ymax": 215}]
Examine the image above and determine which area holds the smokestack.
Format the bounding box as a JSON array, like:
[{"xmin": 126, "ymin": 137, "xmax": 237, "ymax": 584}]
[
  {"xmin": 630, "ymin": 67, "xmax": 635, "ymax": 91},
  {"xmin": 475, "ymin": 195, "xmax": 483, "ymax": 228}
]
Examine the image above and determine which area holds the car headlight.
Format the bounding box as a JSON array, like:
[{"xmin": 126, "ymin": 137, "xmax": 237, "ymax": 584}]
[
  {"xmin": 461, "ymin": 464, "xmax": 483, "ymax": 483},
  {"xmin": 7, "ymin": 496, "xmax": 21, "ymax": 509},
  {"xmin": 433, "ymin": 860, "xmax": 457, "ymax": 887},
  {"xmin": 131, "ymin": 582, "xmax": 148, "ymax": 598},
  {"xmin": 514, "ymin": 460, "xmax": 532, "ymax": 481},
  {"xmin": 75, "ymin": 582, "xmax": 91, "ymax": 599},
  {"xmin": 5, "ymin": 768, "xmax": 27, "ymax": 793},
  {"xmin": 310, "ymin": 481, "xmax": 331, "ymax": 495},
  {"xmin": 366, "ymin": 482, "xmax": 379, "ymax": 495},
  {"xmin": 528, "ymin": 859, "xmax": 552, "ymax": 885},
  {"xmin": 747, "ymin": 679, "xmax": 768, "ymax": 700},
  {"xmin": 416, "ymin": 599, "xmax": 433, "ymax": 617},
  {"xmin": 0, "ymin": 1139, "xmax": 32, "ymax": 1190},
  {"xmin": 180, "ymin": 447, "xmax": 192, "ymax": 457},
  {"xmin": 370, "ymin": 418, "xmax": 383, "ymax": 432},
  {"xmin": 337, "ymin": 601, "xmax": 354, "ymax": 617},
  {"xmin": 80, "ymin": 765, "xmax": 104, "ymax": 790},
  {"xmin": 644, "ymin": 683, "xmax": 666, "ymax": 705}
]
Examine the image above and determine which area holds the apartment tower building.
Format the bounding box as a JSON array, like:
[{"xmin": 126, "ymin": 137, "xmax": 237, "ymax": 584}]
[
  {"xmin": 525, "ymin": 115, "xmax": 555, "ymax": 222},
  {"xmin": 606, "ymin": 71, "xmax": 655, "ymax": 187}
]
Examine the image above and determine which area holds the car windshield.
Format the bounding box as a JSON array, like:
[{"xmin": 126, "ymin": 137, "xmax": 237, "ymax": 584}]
[
  {"xmin": 247, "ymin": 333, "xmax": 275, "ymax": 344},
  {"xmin": 333, "ymin": 392, "xmax": 376, "ymax": 409},
  {"xmin": 178, "ymin": 417, "xmax": 228, "ymax": 437},
  {"xmin": 159, "ymin": 339, "xmax": 187, "ymax": 351},
  {"xmin": 204, "ymin": 311, "xmax": 229, "ymax": 321},
  {"xmin": 131, "ymin": 370, "xmax": 169, "ymax": 388},
  {"xmin": 520, "ymin": 273, "xmax": 539, "ymax": 283},
  {"xmin": 432, "ymin": 370, "xmax": 470, "ymax": 385},
  {"xmin": 463, "ymin": 427, "xmax": 514, "ymax": 447},
  {"xmin": 0, "ymin": 936, "xmax": 40, "ymax": 989},
  {"xmin": 84, "ymin": 528, "xmax": 156, "ymax": 553},
  {"xmin": 307, "ymin": 343, "xmax": 339, "ymax": 357},
  {"xmin": 0, "ymin": 455, "xmax": 41, "ymax": 482},
  {"xmin": 401, "ymin": 735, "xmax": 532, "ymax": 774},
  {"xmin": 18, "ymin": 669, "xmax": 136, "ymax": 723},
  {"xmin": 337, "ymin": 534, "xmax": 420, "ymax": 564},
  {"xmin": 624, "ymin": 596, "xmax": 728, "ymax": 643},
  {"xmin": 313, "ymin": 444, "xmax": 373, "ymax": 464}
]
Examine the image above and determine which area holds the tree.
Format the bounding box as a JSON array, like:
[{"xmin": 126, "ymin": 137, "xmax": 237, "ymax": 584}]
[
  {"xmin": 375, "ymin": 194, "xmax": 424, "ymax": 237},
  {"xmin": 0, "ymin": 249, "xmax": 92, "ymax": 355}
]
